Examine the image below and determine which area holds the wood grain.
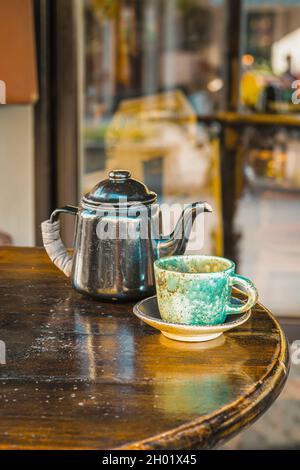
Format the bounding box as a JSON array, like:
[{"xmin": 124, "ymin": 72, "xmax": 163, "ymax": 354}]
[{"xmin": 0, "ymin": 248, "xmax": 289, "ymax": 449}]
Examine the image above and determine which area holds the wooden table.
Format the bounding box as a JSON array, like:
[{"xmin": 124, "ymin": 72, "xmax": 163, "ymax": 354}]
[{"xmin": 0, "ymin": 248, "xmax": 289, "ymax": 450}]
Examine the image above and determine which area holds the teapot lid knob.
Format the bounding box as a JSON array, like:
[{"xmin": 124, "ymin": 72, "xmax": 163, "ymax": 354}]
[
  {"xmin": 83, "ymin": 169, "xmax": 157, "ymax": 206},
  {"xmin": 109, "ymin": 170, "xmax": 131, "ymax": 181}
]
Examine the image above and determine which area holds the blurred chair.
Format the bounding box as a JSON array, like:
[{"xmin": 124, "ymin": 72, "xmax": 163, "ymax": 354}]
[
  {"xmin": 0, "ymin": 231, "xmax": 13, "ymax": 246},
  {"xmin": 84, "ymin": 90, "xmax": 224, "ymax": 256}
]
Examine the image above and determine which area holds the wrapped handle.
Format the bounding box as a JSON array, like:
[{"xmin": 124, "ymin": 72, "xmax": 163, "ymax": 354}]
[
  {"xmin": 226, "ymin": 274, "xmax": 258, "ymax": 314},
  {"xmin": 41, "ymin": 206, "xmax": 78, "ymax": 277}
]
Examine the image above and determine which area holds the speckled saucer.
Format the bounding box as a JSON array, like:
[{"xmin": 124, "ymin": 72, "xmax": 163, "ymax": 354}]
[{"xmin": 133, "ymin": 295, "xmax": 251, "ymax": 342}]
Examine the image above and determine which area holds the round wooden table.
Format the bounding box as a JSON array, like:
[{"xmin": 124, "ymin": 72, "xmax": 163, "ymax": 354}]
[{"xmin": 0, "ymin": 248, "xmax": 289, "ymax": 450}]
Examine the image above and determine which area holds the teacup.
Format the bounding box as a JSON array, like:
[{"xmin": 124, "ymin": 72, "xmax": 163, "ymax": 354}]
[{"xmin": 154, "ymin": 255, "xmax": 258, "ymax": 326}]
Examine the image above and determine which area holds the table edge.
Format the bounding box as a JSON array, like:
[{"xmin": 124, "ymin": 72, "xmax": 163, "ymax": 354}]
[{"xmin": 118, "ymin": 302, "xmax": 290, "ymax": 450}]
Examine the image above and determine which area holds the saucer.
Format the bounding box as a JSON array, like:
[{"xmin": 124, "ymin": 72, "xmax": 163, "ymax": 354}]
[{"xmin": 133, "ymin": 295, "xmax": 252, "ymax": 342}]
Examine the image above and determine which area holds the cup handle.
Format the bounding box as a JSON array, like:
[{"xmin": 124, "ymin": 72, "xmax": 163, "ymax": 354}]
[{"xmin": 226, "ymin": 274, "xmax": 258, "ymax": 314}]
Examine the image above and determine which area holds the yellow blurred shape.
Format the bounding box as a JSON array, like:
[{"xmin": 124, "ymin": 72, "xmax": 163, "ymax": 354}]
[{"xmin": 240, "ymin": 71, "xmax": 263, "ymax": 108}]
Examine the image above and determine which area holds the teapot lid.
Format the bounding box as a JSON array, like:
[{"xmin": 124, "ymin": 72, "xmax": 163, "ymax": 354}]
[{"xmin": 82, "ymin": 170, "xmax": 157, "ymax": 207}]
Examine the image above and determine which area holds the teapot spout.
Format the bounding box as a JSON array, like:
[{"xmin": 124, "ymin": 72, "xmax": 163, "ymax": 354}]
[{"xmin": 157, "ymin": 202, "xmax": 212, "ymax": 258}]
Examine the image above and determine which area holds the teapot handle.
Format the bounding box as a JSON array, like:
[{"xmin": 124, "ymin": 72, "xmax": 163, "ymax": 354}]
[{"xmin": 41, "ymin": 206, "xmax": 78, "ymax": 277}]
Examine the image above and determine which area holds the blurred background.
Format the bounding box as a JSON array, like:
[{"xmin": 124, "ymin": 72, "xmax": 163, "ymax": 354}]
[{"xmin": 0, "ymin": 0, "xmax": 300, "ymax": 449}]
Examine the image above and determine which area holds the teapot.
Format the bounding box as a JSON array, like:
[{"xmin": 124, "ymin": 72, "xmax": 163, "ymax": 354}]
[{"xmin": 41, "ymin": 170, "xmax": 212, "ymax": 301}]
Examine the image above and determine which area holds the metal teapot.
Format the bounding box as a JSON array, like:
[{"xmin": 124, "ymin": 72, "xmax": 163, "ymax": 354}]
[{"xmin": 41, "ymin": 170, "xmax": 212, "ymax": 301}]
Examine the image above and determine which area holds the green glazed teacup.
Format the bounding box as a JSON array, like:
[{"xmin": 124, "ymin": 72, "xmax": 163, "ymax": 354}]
[{"xmin": 154, "ymin": 255, "xmax": 258, "ymax": 326}]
